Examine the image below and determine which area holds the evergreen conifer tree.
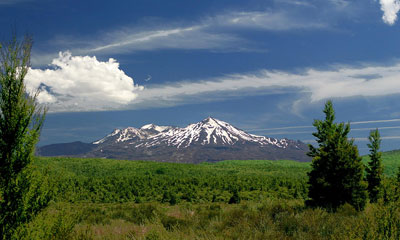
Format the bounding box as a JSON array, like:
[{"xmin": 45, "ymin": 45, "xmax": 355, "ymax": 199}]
[
  {"xmin": 366, "ymin": 129, "xmax": 383, "ymax": 203},
  {"xmin": 307, "ymin": 100, "xmax": 367, "ymax": 211},
  {"xmin": 0, "ymin": 35, "xmax": 47, "ymax": 239}
]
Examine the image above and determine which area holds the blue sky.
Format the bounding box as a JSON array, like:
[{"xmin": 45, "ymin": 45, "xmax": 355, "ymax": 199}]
[{"xmin": 1, "ymin": 0, "xmax": 400, "ymax": 154}]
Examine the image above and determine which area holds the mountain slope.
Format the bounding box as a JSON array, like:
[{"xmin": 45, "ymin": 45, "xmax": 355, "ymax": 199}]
[
  {"xmin": 37, "ymin": 141, "xmax": 96, "ymax": 156},
  {"xmin": 39, "ymin": 117, "xmax": 311, "ymax": 163}
]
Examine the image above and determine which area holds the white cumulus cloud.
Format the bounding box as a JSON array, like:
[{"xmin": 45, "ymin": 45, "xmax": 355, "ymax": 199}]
[
  {"xmin": 379, "ymin": 0, "xmax": 400, "ymax": 25},
  {"xmin": 26, "ymin": 52, "xmax": 143, "ymax": 112}
]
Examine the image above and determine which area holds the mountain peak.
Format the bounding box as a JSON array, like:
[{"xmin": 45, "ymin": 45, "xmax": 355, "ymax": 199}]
[
  {"xmin": 141, "ymin": 123, "xmax": 156, "ymax": 129},
  {"xmin": 203, "ymin": 116, "xmax": 216, "ymax": 121},
  {"xmin": 201, "ymin": 116, "xmax": 223, "ymax": 125}
]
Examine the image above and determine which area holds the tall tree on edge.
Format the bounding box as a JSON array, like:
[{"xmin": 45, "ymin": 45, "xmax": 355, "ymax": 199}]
[
  {"xmin": 0, "ymin": 34, "xmax": 47, "ymax": 239},
  {"xmin": 307, "ymin": 100, "xmax": 367, "ymax": 211}
]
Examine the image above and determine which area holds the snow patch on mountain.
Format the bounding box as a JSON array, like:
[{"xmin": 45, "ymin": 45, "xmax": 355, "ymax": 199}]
[
  {"xmin": 140, "ymin": 124, "xmax": 172, "ymax": 132},
  {"xmin": 93, "ymin": 129, "xmax": 121, "ymax": 144},
  {"xmin": 93, "ymin": 124, "xmax": 172, "ymax": 145}
]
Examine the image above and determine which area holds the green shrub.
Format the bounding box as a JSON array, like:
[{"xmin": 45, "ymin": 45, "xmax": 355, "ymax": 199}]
[
  {"xmin": 145, "ymin": 230, "xmax": 161, "ymax": 240},
  {"xmin": 13, "ymin": 205, "xmax": 77, "ymax": 240},
  {"xmin": 161, "ymin": 215, "xmax": 188, "ymax": 231},
  {"xmin": 129, "ymin": 204, "xmax": 160, "ymax": 224}
]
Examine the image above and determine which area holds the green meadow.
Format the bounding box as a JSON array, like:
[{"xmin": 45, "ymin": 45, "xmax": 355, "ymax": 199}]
[{"xmin": 13, "ymin": 151, "xmax": 400, "ymax": 239}]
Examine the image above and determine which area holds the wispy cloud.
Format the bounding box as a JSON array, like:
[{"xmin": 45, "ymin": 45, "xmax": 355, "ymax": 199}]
[
  {"xmin": 31, "ymin": 9, "xmax": 329, "ymax": 66},
  {"xmin": 248, "ymin": 125, "xmax": 312, "ymax": 131},
  {"xmin": 254, "ymin": 130, "xmax": 312, "ymax": 135},
  {"xmin": 351, "ymin": 118, "xmax": 400, "ymax": 124},
  {"xmin": 276, "ymin": 0, "xmax": 316, "ymax": 7},
  {"xmin": 328, "ymin": 0, "xmax": 350, "ymax": 8},
  {"xmin": 82, "ymin": 25, "xmax": 241, "ymax": 55},
  {"xmin": 258, "ymin": 126, "xmax": 400, "ymax": 135},
  {"xmin": 31, "ymin": 24, "xmax": 238, "ymax": 66},
  {"xmin": 352, "ymin": 126, "xmax": 400, "ymax": 131},
  {"xmin": 210, "ymin": 10, "xmax": 327, "ymax": 31},
  {"xmin": 129, "ymin": 61, "xmax": 400, "ymax": 110},
  {"xmin": 88, "ymin": 10, "xmax": 328, "ymax": 54},
  {"xmin": 353, "ymin": 136, "xmax": 400, "ymax": 141},
  {"xmin": 379, "ymin": 0, "xmax": 400, "ymax": 25},
  {"xmin": 303, "ymin": 136, "xmax": 400, "ymax": 143},
  {"xmin": 247, "ymin": 119, "xmax": 400, "ymax": 133},
  {"xmin": 89, "ymin": 26, "xmax": 201, "ymax": 52}
]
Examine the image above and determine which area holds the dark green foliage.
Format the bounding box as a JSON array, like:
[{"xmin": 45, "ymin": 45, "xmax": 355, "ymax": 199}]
[
  {"xmin": 161, "ymin": 191, "xmax": 170, "ymax": 204},
  {"xmin": 307, "ymin": 100, "xmax": 367, "ymax": 211},
  {"xmin": 168, "ymin": 192, "xmax": 177, "ymax": 205},
  {"xmin": 366, "ymin": 129, "xmax": 384, "ymax": 203},
  {"xmin": 228, "ymin": 189, "xmax": 241, "ymax": 204},
  {"xmin": 0, "ymin": 35, "xmax": 47, "ymax": 239},
  {"xmin": 161, "ymin": 191, "xmax": 177, "ymax": 205}
]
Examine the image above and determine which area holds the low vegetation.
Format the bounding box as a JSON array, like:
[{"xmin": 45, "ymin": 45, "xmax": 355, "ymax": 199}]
[
  {"xmin": 33, "ymin": 157, "xmax": 310, "ymax": 204},
  {"xmin": 6, "ymin": 152, "xmax": 400, "ymax": 239},
  {"xmin": 17, "ymin": 199, "xmax": 400, "ymax": 240}
]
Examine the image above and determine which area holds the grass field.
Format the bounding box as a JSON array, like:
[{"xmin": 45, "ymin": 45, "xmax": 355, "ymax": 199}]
[{"xmin": 13, "ymin": 151, "xmax": 400, "ymax": 239}]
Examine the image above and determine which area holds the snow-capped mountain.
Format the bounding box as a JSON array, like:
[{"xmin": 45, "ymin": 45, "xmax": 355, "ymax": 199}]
[
  {"xmin": 92, "ymin": 117, "xmax": 296, "ymax": 149},
  {"xmin": 38, "ymin": 117, "xmax": 310, "ymax": 163}
]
